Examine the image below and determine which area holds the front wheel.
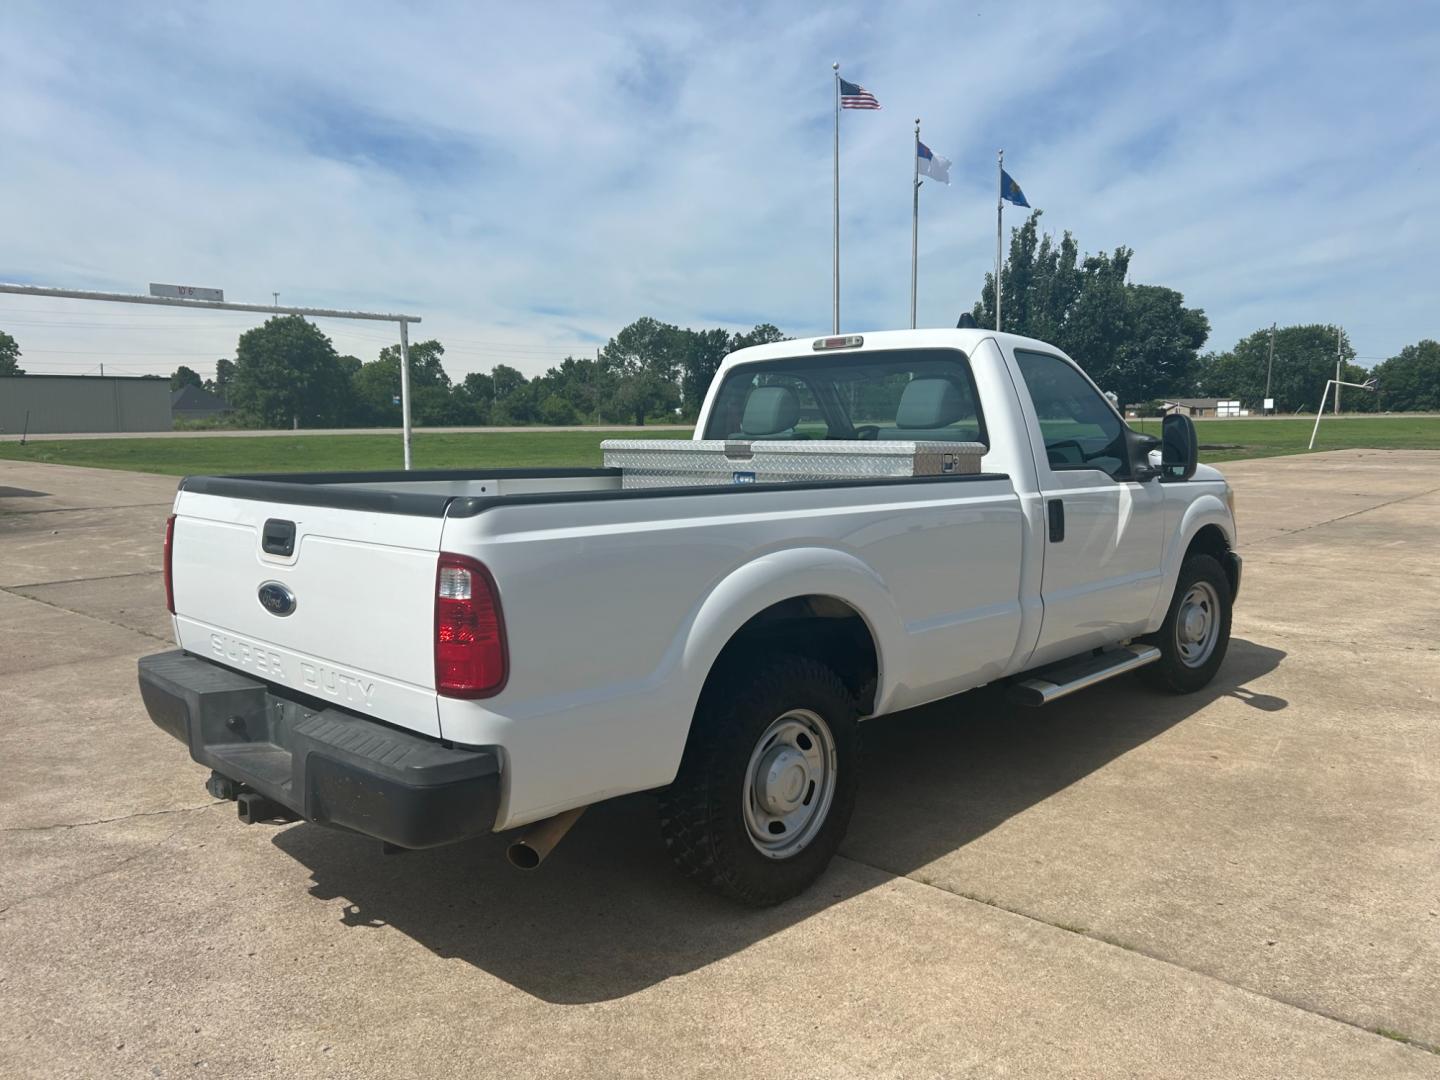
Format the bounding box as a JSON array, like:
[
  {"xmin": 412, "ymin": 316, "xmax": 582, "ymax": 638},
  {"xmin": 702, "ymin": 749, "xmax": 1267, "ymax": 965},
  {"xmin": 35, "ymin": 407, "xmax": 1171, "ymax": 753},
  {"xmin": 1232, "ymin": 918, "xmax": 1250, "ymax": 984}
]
[
  {"xmin": 658, "ymin": 655, "xmax": 860, "ymax": 906},
  {"xmin": 1141, "ymin": 552, "xmax": 1233, "ymax": 693}
]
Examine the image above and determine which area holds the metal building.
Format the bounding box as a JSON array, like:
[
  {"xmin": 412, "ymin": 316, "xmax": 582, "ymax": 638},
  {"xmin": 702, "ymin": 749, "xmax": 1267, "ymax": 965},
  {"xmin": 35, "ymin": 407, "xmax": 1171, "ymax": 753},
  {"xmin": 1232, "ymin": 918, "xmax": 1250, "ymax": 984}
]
[{"xmin": 0, "ymin": 375, "xmax": 173, "ymax": 435}]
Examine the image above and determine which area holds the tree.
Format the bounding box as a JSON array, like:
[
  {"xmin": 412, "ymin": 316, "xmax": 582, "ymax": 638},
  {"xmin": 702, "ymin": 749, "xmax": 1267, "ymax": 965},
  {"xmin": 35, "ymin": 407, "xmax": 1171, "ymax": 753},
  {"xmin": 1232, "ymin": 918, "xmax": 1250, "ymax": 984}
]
[
  {"xmin": 456, "ymin": 371, "xmax": 496, "ymax": 425},
  {"xmin": 672, "ymin": 323, "xmax": 792, "ymax": 419},
  {"xmin": 530, "ymin": 356, "xmax": 605, "ymax": 424},
  {"xmin": 678, "ymin": 329, "xmax": 732, "ymax": 418},
  {"xmin": 599, "ymin": 317, "xmax": 683, "ymax": 425},
  {"xmin": 490, "ymin": 363, "xmax": 535, "ymax": 424},
  {"xmin": 0, "ymin": 330, "xmax": 23, "ymax": 376},
  {"xmin": 204, "ymin": 357, "xmax": 236, "ymax": 397},
  {"xmin": 730, "ymin": 323, "xmax": 788, "ymax": 351},
  {"xmin": 1371, "ymin": 340, "xmax": 1440, "ymax": 413},
  {"xmin": 970, "ymin": 211, "xmax": 1208, "ymax": 405},
  {"xmin": 1195, "ymin": 325, "xmax": 1359, "ymax": 413},
  {"xmin": 351, "ymin": 339, "xmax": 455, "ymax": 425},
  {"xmin": 538, "ymin": 393, "xmax": 579, "ymax": 425},
  {"xmin": 228, "ymin": 316, "xmax": 353, "ymax": 428},
  {"xmin": 170, "ymin": 365, "xmax": 203, "ymax": 392},
  {"xmin": 1110, "ymin": 285, "xmax": 1210, "ymax": 404}
]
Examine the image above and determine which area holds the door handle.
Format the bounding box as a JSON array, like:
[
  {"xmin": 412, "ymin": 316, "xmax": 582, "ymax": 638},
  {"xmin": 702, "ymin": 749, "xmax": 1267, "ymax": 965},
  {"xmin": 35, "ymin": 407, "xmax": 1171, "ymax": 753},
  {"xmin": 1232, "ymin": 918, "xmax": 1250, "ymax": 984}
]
[{"xmin": 1047, "ymin": 499, "xmax": 1065, "ymax": 543}]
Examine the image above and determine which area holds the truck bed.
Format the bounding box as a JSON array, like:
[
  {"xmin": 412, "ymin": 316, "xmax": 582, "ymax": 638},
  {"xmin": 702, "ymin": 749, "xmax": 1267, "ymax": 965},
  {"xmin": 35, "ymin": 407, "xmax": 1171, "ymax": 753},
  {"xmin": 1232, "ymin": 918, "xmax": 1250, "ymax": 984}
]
[{"xmin": 167, "ymin": 463, "xmax": 1020, "ymax": 825}]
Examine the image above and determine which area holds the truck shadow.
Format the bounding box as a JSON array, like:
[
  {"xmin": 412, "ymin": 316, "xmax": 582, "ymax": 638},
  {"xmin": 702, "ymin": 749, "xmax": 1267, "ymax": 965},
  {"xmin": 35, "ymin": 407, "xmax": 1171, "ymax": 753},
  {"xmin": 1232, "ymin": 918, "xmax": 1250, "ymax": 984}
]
[{"xmin": 271, "ymin": 636, "xmax": 1286, "ymax": 1004}]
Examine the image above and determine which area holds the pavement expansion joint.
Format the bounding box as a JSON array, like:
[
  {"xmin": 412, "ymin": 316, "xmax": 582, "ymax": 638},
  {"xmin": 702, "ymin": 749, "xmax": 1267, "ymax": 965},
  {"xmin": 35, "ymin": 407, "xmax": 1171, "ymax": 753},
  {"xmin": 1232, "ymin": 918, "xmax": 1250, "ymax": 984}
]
[
  {"xmin": 0, "ymin": 501, "xmax": 175, "ymax": 516},
  {"xmin": 0, "ymin": 805, "xmax": 221, "ymax": 919},
  {"xmin": 1247, "ymin": 484, "xmax": 1440, "ymax": 548},
  {"xmin": 834, "ymin": 854, "xmax": 1440, "ymax": 1059},
  {"xmin": 0, "ymin": 583, "xmax": 173, "ymax": 646},
  {"xmin": 7, "ymin": 569, "xmax": 162, "ymax": 590},
  {"xmin": 0, "ymin": 801, "xmax": 221, "ymax": 835}
]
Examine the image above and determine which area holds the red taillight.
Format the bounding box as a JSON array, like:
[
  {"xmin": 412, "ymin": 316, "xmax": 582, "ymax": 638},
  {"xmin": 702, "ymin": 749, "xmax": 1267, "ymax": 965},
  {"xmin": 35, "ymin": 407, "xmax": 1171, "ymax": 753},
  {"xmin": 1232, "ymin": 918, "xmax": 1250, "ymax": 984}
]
[
  {"xmin": 163, "ymin": 514, "xmax": 176, "ymax": 615},
  {"xmin": 434, "ymin": 553, "xmax": 507, "ymax": 698}
]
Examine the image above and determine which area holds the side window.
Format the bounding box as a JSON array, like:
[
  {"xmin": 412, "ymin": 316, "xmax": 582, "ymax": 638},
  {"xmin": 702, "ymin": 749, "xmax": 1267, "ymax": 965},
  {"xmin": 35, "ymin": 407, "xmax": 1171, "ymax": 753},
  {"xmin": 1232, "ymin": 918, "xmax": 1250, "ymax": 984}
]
[{"xmin": 1014, "ymin": 351, "xmax": 1129, "ymax": 479}]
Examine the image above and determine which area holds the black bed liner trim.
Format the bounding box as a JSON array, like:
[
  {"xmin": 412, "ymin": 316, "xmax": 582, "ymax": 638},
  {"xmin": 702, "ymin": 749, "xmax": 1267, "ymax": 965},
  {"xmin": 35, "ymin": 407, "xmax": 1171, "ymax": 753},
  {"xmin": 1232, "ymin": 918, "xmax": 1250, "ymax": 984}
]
[
  {"xmin": 444, "ymin": 470, "xmax": 1011, "ymax": 517},
  {"xmin": 204, "ymin": 466, "xmax": 620, "ymax": 485},
  {"xmin": 179, "ymin": 466, "xmax": 1010, "ymax": 518},
  {"xmin": 178, "ymin": 467, "xmax": 620, "ymax": 517}
]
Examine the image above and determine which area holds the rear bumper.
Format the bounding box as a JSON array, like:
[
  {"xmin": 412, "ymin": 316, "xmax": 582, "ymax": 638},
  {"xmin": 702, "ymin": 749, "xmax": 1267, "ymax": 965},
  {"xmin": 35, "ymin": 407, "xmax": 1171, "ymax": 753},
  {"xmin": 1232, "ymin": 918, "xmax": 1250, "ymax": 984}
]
[{"xmin": 138, "ymin": 650, "xmax": 500, "ymax": 849}]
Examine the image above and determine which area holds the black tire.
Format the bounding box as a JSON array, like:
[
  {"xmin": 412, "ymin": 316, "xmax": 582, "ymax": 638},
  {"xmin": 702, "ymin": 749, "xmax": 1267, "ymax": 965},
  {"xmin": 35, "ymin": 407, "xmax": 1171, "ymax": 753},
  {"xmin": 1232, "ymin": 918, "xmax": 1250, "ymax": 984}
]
[
  {"xmin": 1141, "ymin": 552, "xmax": 1233, "ymax": 694},
  {"xmin": 658, "ymin": 654, "xmax": 860, "ymax": 907}
]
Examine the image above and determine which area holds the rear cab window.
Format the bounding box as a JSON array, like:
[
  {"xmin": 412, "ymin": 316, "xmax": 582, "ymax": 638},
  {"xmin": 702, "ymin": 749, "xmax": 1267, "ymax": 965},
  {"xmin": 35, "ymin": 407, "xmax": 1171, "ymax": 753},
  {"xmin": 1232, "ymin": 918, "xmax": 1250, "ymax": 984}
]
[{"xmin": 703, "ymin": 349, "xmax": 988, "ymax": 446}]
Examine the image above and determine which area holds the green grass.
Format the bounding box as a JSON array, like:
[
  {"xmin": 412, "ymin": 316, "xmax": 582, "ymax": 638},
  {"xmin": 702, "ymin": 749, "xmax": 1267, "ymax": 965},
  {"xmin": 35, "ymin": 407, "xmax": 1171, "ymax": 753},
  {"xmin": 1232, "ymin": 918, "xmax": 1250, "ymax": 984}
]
[
  {"xmin": 1, "ymin": 416, "xmax": 1437, "ymax": 476},
  {"xmin": 1130, "ymin": 415, "xmax": 1440, "ymax": 463},
  {"xmin": 0, "ymin": 429, "xmax": 690, "ymax": 476}
]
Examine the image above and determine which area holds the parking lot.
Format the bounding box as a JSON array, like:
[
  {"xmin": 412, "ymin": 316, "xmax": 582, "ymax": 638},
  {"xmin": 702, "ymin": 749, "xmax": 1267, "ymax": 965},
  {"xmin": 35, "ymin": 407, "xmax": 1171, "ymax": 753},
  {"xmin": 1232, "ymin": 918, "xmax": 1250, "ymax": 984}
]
[{"xmin": 1, "ymin": 450, "xmax": 1437, "ymax": 1078}]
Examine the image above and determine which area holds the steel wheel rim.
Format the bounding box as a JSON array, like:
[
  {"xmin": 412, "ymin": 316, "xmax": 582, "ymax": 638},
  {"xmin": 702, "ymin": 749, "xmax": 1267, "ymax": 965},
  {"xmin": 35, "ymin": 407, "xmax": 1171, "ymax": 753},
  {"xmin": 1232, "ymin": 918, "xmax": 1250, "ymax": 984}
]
[
  {"xmin": 742, "ymin": 708, "xmax": 837, "ymax": 859},
  {"xmin": 1176, "ymin": 580, "xmax": 1220, "ymax": 667}
]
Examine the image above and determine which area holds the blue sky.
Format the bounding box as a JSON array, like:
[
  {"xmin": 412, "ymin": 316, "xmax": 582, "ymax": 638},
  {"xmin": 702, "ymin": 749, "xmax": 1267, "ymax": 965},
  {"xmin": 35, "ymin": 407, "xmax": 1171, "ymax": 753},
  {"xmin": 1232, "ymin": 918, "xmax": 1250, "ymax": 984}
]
[{"xmin": 1, "ymin": 1, "xmax": 1436, "ymax": 380}]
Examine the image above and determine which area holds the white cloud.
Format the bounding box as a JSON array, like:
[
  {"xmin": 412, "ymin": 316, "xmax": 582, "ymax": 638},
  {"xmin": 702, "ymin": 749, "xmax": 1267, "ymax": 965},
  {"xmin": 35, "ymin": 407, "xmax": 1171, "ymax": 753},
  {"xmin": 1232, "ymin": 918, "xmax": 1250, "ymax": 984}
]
[{"xmin": 1, "ymin": 0, "xmax": 1435, "ymax": 381}]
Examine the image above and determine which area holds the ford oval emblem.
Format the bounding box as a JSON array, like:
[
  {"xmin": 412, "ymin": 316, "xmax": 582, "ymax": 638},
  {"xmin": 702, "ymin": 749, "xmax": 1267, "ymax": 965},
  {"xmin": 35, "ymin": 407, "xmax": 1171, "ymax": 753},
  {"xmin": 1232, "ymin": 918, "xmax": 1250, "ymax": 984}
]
[{"xmin": 257, "ymin": 581, "xmax": 297, "ymax": 617}]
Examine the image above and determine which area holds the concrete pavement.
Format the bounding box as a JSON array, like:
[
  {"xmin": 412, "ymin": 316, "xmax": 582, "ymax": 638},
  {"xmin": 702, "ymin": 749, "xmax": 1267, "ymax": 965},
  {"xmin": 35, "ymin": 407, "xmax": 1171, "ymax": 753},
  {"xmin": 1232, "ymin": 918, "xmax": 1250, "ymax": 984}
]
[{"xmin": 1, "ymin": 451, "xmax": 1436, "ymax": 1078}]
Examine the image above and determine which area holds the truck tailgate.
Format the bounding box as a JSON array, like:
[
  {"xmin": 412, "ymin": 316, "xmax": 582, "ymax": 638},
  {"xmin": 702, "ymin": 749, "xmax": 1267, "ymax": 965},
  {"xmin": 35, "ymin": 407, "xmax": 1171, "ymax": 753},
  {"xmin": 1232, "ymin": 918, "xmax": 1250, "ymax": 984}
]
[{"xmin": 169, "ymin": 491, "xmax": 444, "ymax": 737}]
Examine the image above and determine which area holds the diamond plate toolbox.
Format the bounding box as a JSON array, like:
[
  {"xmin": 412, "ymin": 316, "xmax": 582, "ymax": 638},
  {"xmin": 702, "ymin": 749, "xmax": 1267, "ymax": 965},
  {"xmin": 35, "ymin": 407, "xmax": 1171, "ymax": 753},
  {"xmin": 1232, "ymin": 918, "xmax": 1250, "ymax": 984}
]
[{"xmin": 601, "ymin": 440, "xmax": 986, "ymax": 489}]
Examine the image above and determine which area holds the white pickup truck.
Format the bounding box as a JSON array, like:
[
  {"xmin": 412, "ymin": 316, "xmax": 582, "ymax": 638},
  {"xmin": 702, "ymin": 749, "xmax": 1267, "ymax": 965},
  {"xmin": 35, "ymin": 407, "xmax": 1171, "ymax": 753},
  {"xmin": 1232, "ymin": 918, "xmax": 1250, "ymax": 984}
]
[{"xmin": 139, "ymin": 328, "xmax": 1240, "ymax": 905}]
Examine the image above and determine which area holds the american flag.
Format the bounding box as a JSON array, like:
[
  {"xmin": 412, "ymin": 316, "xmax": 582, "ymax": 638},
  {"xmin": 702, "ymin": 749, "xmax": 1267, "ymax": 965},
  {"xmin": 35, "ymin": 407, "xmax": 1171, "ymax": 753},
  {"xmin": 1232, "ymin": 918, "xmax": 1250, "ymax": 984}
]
[{"xmin": 839, "ymin": 78, "xmax": 881, "ymax": 110}]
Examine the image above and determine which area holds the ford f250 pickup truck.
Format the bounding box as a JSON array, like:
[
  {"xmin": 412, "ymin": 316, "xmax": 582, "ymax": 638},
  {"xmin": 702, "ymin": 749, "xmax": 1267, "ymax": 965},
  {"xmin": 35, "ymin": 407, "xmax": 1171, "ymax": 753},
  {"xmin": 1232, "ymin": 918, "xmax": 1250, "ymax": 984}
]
[{"xmin": 139, "ymin": 328, "xmax": 1240, "ymax": 906}]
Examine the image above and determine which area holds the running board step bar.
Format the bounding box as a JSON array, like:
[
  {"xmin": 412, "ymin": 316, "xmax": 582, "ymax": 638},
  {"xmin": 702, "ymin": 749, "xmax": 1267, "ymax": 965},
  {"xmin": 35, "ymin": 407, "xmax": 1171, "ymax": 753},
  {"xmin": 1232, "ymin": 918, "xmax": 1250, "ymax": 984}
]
[{"xmin": 1009, "ymin": 645, "xmax": 1161, "ymax": 707}]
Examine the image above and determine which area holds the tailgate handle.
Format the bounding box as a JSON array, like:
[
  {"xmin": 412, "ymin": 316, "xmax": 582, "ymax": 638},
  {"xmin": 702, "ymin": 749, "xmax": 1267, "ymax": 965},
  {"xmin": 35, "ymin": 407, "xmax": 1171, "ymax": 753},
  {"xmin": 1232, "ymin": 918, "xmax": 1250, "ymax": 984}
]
[{"xmin": 261, "ymin": 519, "xmax": 296, "ymax": 557}]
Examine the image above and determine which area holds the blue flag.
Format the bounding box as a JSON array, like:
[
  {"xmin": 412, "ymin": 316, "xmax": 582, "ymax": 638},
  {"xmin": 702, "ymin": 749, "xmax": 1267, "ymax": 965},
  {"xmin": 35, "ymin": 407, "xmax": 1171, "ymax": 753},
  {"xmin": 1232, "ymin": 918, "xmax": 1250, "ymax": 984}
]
[{"xmin": 1001, "ymin": 169, "xmax": 1030, "ymax": 207}]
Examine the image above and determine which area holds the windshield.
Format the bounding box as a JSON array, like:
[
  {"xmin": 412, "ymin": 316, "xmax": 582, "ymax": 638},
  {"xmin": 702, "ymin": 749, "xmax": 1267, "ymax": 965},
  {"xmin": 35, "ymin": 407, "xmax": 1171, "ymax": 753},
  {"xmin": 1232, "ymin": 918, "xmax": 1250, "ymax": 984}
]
[{"xmin": 702, "ymin": 348, "xmax": 987, "ymax": 444}]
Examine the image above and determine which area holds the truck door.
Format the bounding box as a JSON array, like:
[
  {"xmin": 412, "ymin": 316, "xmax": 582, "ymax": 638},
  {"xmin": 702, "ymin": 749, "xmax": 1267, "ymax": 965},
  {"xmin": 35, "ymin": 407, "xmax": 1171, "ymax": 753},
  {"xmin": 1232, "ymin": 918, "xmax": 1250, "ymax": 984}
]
[{"xmin": 1009, "ymin": 348, "xmax": 1165, "ymax": 666}]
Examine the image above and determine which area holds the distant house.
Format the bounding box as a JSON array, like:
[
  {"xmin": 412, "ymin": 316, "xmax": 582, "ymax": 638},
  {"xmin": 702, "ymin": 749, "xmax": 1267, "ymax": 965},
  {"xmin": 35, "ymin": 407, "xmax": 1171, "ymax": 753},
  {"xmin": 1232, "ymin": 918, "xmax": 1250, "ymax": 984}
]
[
  {"xmin": 1160, "ymin": 398, "xmax": 1243, "ymax": 418},
  {"xmin": 171, "ymin": 384, "xmax": 232, "ymax": 422}
]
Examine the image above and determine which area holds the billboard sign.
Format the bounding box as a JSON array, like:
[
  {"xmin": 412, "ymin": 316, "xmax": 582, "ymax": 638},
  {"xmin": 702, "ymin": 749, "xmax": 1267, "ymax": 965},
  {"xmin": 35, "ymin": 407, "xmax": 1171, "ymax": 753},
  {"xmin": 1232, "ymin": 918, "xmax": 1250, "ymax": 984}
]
[{"xmin": 149, "ymin": 283, "xmax": 224, "ymax": 302}]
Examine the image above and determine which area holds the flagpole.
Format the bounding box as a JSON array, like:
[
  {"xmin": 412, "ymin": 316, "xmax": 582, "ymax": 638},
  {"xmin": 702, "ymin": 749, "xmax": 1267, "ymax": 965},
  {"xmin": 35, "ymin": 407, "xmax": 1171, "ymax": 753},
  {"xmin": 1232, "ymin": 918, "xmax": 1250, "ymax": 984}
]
[
  {"xmin": 995, "ymin": 148, "xmax": 1004, "ymax": 332},
  {"xmin": 910, "ymin": 118, "xmax": 921, "ymax": 329},
  {"xmin": 832, "ymin": 62, "xmax": 840, "ymax": 334}
]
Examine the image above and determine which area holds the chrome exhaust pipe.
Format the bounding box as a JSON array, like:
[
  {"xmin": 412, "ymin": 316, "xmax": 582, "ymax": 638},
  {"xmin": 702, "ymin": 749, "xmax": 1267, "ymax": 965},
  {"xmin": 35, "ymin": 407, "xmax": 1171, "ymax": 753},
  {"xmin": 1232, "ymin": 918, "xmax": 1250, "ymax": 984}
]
[{"xmin": 506, "ymin": 806, "xmax": 586, "ymax": 870}]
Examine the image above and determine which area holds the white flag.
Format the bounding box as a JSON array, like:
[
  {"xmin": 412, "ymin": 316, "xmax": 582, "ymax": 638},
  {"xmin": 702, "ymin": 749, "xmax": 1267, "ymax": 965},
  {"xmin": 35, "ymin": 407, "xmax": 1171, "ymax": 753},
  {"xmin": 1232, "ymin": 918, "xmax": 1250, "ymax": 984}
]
[{"xmin": 918, "ymin": 141, "xmax": 950, "ymax": 184}]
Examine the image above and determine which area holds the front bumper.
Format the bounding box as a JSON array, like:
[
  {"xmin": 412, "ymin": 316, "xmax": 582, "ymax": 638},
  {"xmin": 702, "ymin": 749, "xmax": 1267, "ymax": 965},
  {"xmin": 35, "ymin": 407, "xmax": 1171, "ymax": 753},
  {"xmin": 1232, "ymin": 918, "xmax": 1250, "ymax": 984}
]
[{"xmin": 138, "ymin": 651, "xmax": 500, "ymax": 849}]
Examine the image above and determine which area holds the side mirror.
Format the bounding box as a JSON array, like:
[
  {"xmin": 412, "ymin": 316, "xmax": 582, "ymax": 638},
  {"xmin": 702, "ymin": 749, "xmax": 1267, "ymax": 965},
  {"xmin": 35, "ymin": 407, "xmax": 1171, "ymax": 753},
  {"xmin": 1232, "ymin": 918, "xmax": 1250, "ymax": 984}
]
[
  {"xmin": 1125, "ymin": 428, "xmax": 1161, "ymax": 482},
  {"xmin": 1161, "ymin": 413, "xmax": 1198, "ymax": 481}
]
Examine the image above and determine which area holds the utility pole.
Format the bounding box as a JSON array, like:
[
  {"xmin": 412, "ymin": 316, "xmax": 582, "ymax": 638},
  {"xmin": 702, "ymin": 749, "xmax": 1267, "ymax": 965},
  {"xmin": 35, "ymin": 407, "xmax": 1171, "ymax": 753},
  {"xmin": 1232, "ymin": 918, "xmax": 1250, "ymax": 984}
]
[
  {"xmin": 272, "ymin": 292, "xmax": 280, "ymax": 309},
  {"xmin": 1264, "ymin": 323, "xmax": 1275, "ymax": 413},
  {"xmin": 1334, "ymin": 325, "xmax": 1342, "ymax": 415}
]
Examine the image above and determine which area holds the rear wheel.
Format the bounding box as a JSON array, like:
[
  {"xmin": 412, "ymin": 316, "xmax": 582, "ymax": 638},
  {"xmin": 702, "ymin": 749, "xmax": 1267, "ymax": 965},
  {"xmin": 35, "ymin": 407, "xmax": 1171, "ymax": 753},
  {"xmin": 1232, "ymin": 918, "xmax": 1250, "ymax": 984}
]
[
  {"xmin": 659, "ymin": 654, "xmax": 860, "ymax": 906},
  {"xmin": 1141, "ymin": 552, "xmax": 1233, "ymax": 693}
]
